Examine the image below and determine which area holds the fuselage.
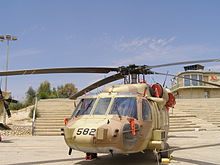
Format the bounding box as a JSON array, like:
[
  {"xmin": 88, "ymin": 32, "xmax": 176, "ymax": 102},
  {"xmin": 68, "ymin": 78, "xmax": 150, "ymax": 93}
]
[{"xmin": 63, "ymin": 83, "xmax": 172, "ymax": 154}]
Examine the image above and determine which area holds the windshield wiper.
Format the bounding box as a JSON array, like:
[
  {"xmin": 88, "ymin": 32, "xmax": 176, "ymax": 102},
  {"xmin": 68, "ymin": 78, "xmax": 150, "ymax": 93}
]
[
  {"xmin": 76, "ymin": 100, "xmax": 93, "ymax": 116},
  {"xmin": 114, "ymin": 103, "xmax": 122, "ymax": 120}
]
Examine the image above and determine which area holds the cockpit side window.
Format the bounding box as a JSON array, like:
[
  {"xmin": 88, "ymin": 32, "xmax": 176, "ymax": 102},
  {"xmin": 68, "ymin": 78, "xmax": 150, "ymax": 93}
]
[
  {"xmin": 93, "ymin": 98, "xmax": 111, "ymax": 115},
  {"xmin": 109, "ymin": 97, "xmax": 138, "ymax": 120},
  {"xmin": 72, "ymin": 98, "xmax": 96, "ymax": 117},
  {"xmin": 142, "ymin": 99, "xmax": 152, "ymax": 121}
]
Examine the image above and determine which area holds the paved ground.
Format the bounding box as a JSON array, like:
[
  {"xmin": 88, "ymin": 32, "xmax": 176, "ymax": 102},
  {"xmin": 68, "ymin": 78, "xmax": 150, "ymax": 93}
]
[{"xmin": 1, "ymin": 131, "xmax": 220, "ymax": 165}]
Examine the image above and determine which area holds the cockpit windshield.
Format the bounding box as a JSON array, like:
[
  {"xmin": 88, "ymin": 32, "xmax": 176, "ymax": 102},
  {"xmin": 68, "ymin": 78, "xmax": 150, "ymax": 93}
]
[
  {"xmin": 72, "ymin": 97, "xmax": 138, "ymax": 119},
  {"xmin": 93, "ymin": 98, "xmax": 111, "ymax": 115},
  {"xmin": 72, "ymin": 98, "xmax": 96, "ymax": 117},
  {"xmin": 109, "ymin": 97, "xmax": 137, "ymax": 119}
]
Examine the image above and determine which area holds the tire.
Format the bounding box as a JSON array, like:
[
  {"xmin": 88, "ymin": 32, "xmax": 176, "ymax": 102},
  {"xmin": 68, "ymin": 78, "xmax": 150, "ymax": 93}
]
[{"xmin": 160, "ymin": 143, "xmax": 171, "ymax": 158}]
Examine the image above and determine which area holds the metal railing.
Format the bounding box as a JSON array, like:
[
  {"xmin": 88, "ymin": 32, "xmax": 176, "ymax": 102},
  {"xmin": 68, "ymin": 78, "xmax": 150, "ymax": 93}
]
[{"xmin": 32, "ymin": 97, "xmax": 38, "ymax": 136}]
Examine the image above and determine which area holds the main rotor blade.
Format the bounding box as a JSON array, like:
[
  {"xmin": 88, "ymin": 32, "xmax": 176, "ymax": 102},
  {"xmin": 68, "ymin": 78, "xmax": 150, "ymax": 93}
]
[
  {"xmin": 154, "ymin": 72, "xmax": 220, "ymax": 88},
  {"xmin": 5, "ymin": 98, "xmax": 18, "ymax": 104},
  {"xmin": 0, "ymin": 123, "xmax": 11, "ymax": 130},
  {"xmin": 0, "ymin": 67, "xmax": 119, "ymax": 76},
  {"xmin": 69, "ymin": 73, "xmax": 124, "ymax": 99},
  {"xmin": 148, "ymin": 59, "xmax": 220, "ymax": 69}
]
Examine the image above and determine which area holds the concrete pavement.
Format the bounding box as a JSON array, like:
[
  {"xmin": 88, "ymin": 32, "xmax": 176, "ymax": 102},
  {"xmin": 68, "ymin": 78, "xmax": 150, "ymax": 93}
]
[{"xmin": 1, "ymin": 131, "xmax": 220, "ymax": 165}]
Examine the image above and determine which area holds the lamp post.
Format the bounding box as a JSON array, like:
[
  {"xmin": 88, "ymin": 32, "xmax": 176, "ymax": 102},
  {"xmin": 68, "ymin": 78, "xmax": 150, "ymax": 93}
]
[{"xmin": 0, "ymin": 34, "xmax": 17, "ymax": 124}]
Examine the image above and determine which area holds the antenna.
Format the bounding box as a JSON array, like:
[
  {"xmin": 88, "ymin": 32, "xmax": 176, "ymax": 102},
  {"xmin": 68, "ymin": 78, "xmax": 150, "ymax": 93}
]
[{"xmin": 162, "ymin": 71, "xmax": 169, "ymax": 87}]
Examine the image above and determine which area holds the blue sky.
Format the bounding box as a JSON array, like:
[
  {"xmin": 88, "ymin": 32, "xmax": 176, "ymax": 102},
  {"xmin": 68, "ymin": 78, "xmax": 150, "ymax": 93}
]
[{"xmin": 0, "ymin": 0, "xmax": 220, "ymax": 100}]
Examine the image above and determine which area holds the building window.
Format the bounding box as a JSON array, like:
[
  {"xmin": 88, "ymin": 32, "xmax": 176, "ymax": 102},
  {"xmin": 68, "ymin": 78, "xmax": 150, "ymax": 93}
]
[
  {"xmin": 184, "ymin": 75, "xmax": 190, "ymax": 86},
  {"xmin": 191, "ymin": 74, "xmax": 198, "ymax": 86},
  {"xmin": 183, "ymin": 74, "xmax": 203, "ymax": 87},
  {"xmin": 199, "ymin": 75, "xmax": 203, "ymax": 86}
]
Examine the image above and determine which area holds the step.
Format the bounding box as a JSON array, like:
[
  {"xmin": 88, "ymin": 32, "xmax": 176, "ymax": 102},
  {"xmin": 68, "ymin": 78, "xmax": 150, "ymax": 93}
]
[
  {"xmin": 169, "ymin": 128, "xmax": 206, "ymax": 132},
  {"xmin": 169, "ymin": 125, "xmax": 201, "ymax": 129},
  {"xmin": 169, "ymin": 118, "xmax": 187, "ymax": 120},
  {"xmin": 35, "ymin": 126, "xmax": 64, "ymax": 129},
  {"xmin": 170, "ymin": 120, "xmax": 192, "ymax": 124},
  {"xmin": 35, "ymin": 128, "xmax": 62, "ymax": 132},
  {"xmin": 38, "ymin": 111, "xmax": 72, "ymax": 115},
  {"xmin": 34, "ymin": 132, "xmax": 62, "ymax": 136},
  {"xmin": 37, "ymin": 109, "xmax": 72, "ymax": 112},
  {"xmin": 35, "ymin": 123, "xmax": 65, "ymax": 126},
  {"xmin": 169, "ymin": 115, "xmax": 196, "ymax": 118},
  {"xmin": 35, "ymin": 118, "xmax": 64, "ymax": 122},
  {"xmin": 169, "ymin": 123, "xmax": 196, "ymax": 126},
  {"xmin": 35, "ymin": 118, "xmax": 67, "ymax": 120},
  {"xmin": 38, "ymin": 114, "xmax": 71, "ymax": 118}
]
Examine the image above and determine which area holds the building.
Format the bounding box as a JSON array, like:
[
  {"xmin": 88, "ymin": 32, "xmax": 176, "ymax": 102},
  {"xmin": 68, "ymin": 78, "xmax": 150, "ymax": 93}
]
[{"xmin": 171, "ymin": 64, "xmax": 220, "ymax": 99}]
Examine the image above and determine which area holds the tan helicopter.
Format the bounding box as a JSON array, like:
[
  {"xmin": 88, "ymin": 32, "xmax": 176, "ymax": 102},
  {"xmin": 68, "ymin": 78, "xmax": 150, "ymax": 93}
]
[{"xmin": 0, "ymin": 59, "xmax": 220, "ymax": 160}]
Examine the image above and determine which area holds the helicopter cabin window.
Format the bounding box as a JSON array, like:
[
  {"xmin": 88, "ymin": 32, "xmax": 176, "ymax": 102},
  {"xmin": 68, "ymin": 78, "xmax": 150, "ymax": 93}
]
[
  {"xmin": 142, "ymin": 100, "xmax": 152, "ymax": 121},
  {"xmin": 93, "ymin": 98, "xmax": 111, "ymax": 115},
  {"xmin": 72, "ymin": 98, "xmax": 96, "ymax": 116},
  {"xmin": 109, "ymin": 97, "xmax": 138, "ymax": 120}
]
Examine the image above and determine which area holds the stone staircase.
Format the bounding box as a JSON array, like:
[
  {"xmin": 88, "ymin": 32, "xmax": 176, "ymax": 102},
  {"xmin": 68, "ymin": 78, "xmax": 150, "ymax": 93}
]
[
  {"xmin": 34, "ymin": 99, "xmax": 73, "ymax": 136},
  {"xmin": 169, "ymin": 98, "xmax": 220, "ymax": 132},
  {"xmin": 34, "ymin": 98, "xmax": 220, "ymax": 135}
]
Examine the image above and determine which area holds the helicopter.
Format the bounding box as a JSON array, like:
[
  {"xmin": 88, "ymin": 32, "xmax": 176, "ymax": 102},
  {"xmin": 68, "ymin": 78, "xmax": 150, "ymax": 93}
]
[{"xmin": 0, "ymin": 59, "xmax": 220, "ymax": 160}]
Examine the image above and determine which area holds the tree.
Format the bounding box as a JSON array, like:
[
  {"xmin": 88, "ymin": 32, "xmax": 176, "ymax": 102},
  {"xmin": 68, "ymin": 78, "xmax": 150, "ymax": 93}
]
[
  {"xmin": 57, "ymin": 83, "xmax": 77, "ymax": 98},
  {"xmin": 37, "ymin": 81, "xmax": 52, "ymax": 99},
  {"xmin": 25, "ymin": 86, "xmax": 36, "ymax": 105}
]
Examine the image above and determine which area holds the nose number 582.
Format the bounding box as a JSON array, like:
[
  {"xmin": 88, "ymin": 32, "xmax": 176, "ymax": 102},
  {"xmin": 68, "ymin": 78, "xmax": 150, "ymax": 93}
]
[{"xmin": 76, "ymin": 128, "xmax": 96, "ymax": 136}]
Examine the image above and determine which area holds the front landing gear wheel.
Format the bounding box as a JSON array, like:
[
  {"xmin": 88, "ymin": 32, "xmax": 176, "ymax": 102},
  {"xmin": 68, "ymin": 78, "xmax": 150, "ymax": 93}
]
[
  {"xmin": 86, "ymin": 153, "xmax": 97, "ymax": 160},
  {"xmin": 160, "ymin": 143, "xmax": 171, "ymax": 159}
]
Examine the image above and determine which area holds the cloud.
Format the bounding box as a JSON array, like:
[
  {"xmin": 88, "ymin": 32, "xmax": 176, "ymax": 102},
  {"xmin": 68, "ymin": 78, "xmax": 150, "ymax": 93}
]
[
  {"xmin": 206, "ymin": 65, "xmax": 220, "ymax": 71},
  {"xmin": 113, "ymin": 37, "xmax": 220, "ymax": 66}
]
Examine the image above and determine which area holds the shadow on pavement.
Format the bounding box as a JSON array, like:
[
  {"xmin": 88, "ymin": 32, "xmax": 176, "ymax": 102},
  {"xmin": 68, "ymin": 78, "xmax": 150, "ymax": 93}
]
[
  {"xmin": 0, "ymin": 140, "xmax": 14, "ymax": 143},
  {"xmin": 6, "ymin": 158, "xmax": 84, "ymax": 165},
  {"xmin": 169, "ymin": 135, "xmax": 198, "ymax": 138},
  {"xmin": 174, "ymin": 157, "xmax": 218, "ymax": 165},
  {"xmin": 75, "ymin": 152, "xmax": 158, "ymax": 165}
]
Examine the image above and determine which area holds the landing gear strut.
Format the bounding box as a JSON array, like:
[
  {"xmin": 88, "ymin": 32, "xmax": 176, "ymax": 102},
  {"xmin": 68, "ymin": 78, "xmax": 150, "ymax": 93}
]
[{"xmin": 86, "ymin": 153, "xmax": 97, "ymax": 160}]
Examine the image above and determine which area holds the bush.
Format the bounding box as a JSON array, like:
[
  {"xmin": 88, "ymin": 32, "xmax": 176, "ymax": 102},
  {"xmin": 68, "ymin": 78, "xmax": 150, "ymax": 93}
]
[
  {"xmin": 29, "ymin": 107, "xmax": 40, "ymax": 119},
  {"xmin": 38, "ymin": 92, "xmax": 50, "ymax": 99},
  {"xmin": 9, "ymin": 103, "xmax": 26, "ymax": 110}
]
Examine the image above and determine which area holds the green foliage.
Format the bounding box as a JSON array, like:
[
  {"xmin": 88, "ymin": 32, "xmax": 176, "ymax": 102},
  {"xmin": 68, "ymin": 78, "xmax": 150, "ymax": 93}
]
[
  {"xmin": 37, "ymin": 81, "xmax": 52, "ymax": 99},
  {"xmin": 57, "ymin": 83, "xmax": 78, "ymax": 98},
  {"xmin": 25, "ymin": 86, "xmax": 36, "ymax": 105},
  {"xmin": 28, "ymin": 107, "xmax": 40, "ymax": 119},
  {"xmin": 9, "ymin": 103, "xmax": 26, "ymax": 110}
]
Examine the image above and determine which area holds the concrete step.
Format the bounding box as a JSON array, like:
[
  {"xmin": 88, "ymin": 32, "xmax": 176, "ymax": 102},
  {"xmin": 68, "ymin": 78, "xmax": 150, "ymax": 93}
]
[
  {"xmin": 35, "ymin": 132, "xmax": 62, "ymax": 136},
  {"xmin": 169, "ymin": 115, "xmax": 196, "ymax": 118},
  {"xmin": 35, "ymin": 123, "xmax": 65, "ymax": 126},
  {"xmin": 35, "ymin": 128, "xmax": 62, "ymax": 132},
  {"xmin": 35, "ymin": 126, "xmax": 64, "ymax": 129},
  {"xmin": 36, "ymin": 113, "xmax": 70, "ymax": 119},
  {"xmin": 35, "ymin": 119, "xmax": 64, "ymax": 123},
  {"xmin": 170, "ymin": 123, "xmax": 196, "ymax": 126},
  {"xmin": 170, "ymin": 120, "xmax": 192, "ymax": 124},
  {"xmin": 169, "ymin": 118, "xmax": 187, "ymax": 120},
  {"xmin": 35, "ymin": 117, "xmax": 67, "ymax": 120},
  {"xmin": 38, "ymin": 111, "xmax": 72, "ymax": 115},
  {"xmin": 169, "ymin": 128, "xmax": 206, "ymax": 132},
  {"xmin": 169, "ymin": 125, "xmax": 201, "ymax": 129}
]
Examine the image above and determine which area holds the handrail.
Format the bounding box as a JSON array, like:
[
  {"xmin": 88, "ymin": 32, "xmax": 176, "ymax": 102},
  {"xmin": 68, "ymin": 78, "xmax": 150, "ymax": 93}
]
[{"xmin": 32, "ymin": 97, "xmax": 38, "ymax": 136}]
